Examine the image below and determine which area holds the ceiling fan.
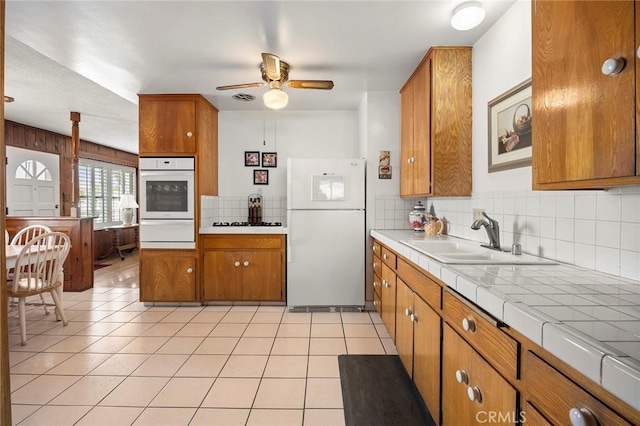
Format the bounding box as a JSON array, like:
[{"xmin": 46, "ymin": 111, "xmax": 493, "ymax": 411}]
[{"xmin": 216, "ymin": 53, "xmax": 334, "ymax": 110}]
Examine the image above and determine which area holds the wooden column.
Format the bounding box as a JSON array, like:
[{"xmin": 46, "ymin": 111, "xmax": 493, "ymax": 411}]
[
  {"xmin": 70, "ymin": 111, "xmax": 80, "ymax": 211},
  {"xmin": 0, "ymin": 0, "xmax": 12, "ymax": 423}
]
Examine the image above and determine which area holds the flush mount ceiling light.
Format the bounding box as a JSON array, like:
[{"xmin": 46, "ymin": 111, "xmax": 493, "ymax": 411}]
[
  {"xmin": 451, "ymin": 1, "xmax": 485, "ymax": 31},
  {"xmin": 263, "ymin": 81, "xmax": 288, "ymax": 110}
]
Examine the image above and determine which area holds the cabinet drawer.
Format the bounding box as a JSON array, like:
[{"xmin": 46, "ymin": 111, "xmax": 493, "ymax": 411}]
[
  {"xmin": 373, "ymin": 291, "xmax": 382, "ymax": 316},
  {"xmin": 444, "ymin": 290, "xmax": 518, "ymax": 379},
  {"xmin": 524, "ymin": 351, "xmax": 631, "ymax": 426},
  {"xmin": 372, "ymin": 272, "xmax": 382, "ymax": 299},
  {"xmin": 372, "ymin": 254, "xmax": 382, "ymax": 278},
  {"xmin": 397, "ymin": 258, "xmax": 441, "ymax": 312},
  {"xmin": 372, "ymin": 241, "xmax": 381, "ymax": 256},
  {"xmin": 381, "ymin": 246, "xmax": 397, "ymax": 269},
  {"xmin": 202, "ymin": 235, "xmax": 284, "ymax": 249}
]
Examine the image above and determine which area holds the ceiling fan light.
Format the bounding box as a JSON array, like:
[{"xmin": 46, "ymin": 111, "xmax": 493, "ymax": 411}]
[
  {"xmin": 451, "ymin": 1, "xmax": 485, "ymax": 31},
  {"xmin": 263, "ymin": 87, "xmax": 288, "ymax": 110}
]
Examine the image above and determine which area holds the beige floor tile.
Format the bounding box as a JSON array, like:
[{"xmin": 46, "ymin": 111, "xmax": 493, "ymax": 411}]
[
  {"xmin": 99, "ymin": 376, "xmax": 169, "ymax": 407},
  {"xmin": 118, "ymin": 336, "xmax": 170, "ymax": 354},
  {"xmin": 309, "ymin": 338, "xmax": 346, "ymax": 356},
  {"xmin": 174, "ymin": 322, "xmax": 216, "ymax": 337},
  {"xmin": 307, "ymin": 356, "xmax": 340, "ymax": 378},
  {"xmin": 69, "ymin": 310, "xmax": 117, "ymax": 322},
  {"xmin": 107, "ymin": 321, "xmax": 156, "ymax": 336},
  {"xmin": 150, "ymin": 377, "xmax": 215, "ymax": 407},
  {"xmin": 281, "ymin": 312, "xmax": 311, "ymax": 324},
  {"xmin": 50, "ymin": 375, "xmax": 125, "ymax": 405},
  {"xmin": 88, "ymin": 353, "xmax": 150, "ymax": 376},
  {"xmin": 18, "ymin": 405, "xmax": 92, "ymax": 426},
  {"xmin": 305, "ymin": 378, "xmax": 344, "ymax": 408},
  {"xmin": 74, "ymin": 322, "xmax": 126, "ymax": 336},
  {"xmin": 175, "ymin": 354, "xmax": 228, "ymax": 377},
  {"xmin": 95, "ymin": 300, "xmax": 137, "ymax": 311},
  {"xmin": 220, "ymin": 355, "xmax": 268, "ymax": 377},
  {"xmin": 47, "ymin": 353, "xmax": 112, "ymax": 375},
  {"xmin": 220, "ymin": 312, "xmax": 255, "ymax": 323},
  {"xmin": 190, "ymin": 408, "xmax": 249, "ymax": 426},
  {"xmin": 81, "ymin": 336, "xmax": 136, "ymax": 353},
  {"xmin": 375, "ymin": 324, "xmax": 391, "ymax": 339},
  {"xmin": 75, "ymin": 406, "xmax": 144, "ymax": 426},
  {"xmin": 41, "ymin": 321, "xmax": 93, "ymax": 336},
  {"xmin": 243, "ymin": 323, "xmax": 279, "ymax": 337},
  {"xmin": 381, "ymin": 338, "xmax": 398, "ymax": 355},
  {"xmin": 210, "ymin": 323, "xmax": 248, "ymax": 337},
  {"xmin": 311, "ymin": 323, "xmax": 344, "ymax": 338},
  {"xmin": 132, "ymin": 407, "xmax": 197, "ymax": 426},
  {"xmin": 263, "ymin": 355, "xmax": 308, "ymax": 378},
  {"xmin": 10, "ymin": 334, "xmax": 67, "ymax": 352},
  {"xmin": 43, "ymin": 335, "xmax": 102, "ymax": 353},
  {"xmin": 141, "ymin": 322, "xmax": 185, "ymax": 337},
  {"xmin": 251, "ymin": 312, "xmax": 284, "ymax": 323},
  {"xmin": 341, "ymin": 312, "xmax": 373, "ymax": 324},
  {"xmin": 101, "ymin": 311, "xmax": 142, "ymax": 322},
  {"xmin": 131, "ymin": 354, "xmax": 189, "ymax": 377},
  {"xmin": 11, "ymin": 374, "xmax": 81, "ymax": 404},
  {"xmin": 10, "ymin": 404, "xmax": 40, "ymax": 425},
  {"xmin": 229, "ymin": 305, "xmax": 259, "ymax": 312},
  {"xmin": 201, "ymin": 378, "xmax": 260, "ymax": 408},
  {"xmin": 194, "ymin": 337, "xmax": 239, "ymax": 354},
  {"xmin": 13, "ymin": 320, "xmax": 59, "ymax": 336},
  {"xmin": 11, "ymin": 352, "xmax": 74, "ymax": 374},
  {"xmin": 10, "ymin": 374, "xmax": 38, "ymax": 392},
  {"xmin": 303, "ymin": 409, "xmax": 346, "ymax": 426},
  {"xmin": 343, "ymin": 323, "xmax": 378, "ymax": 338},
  {"xmin": 311, "ymin": 312, "xmax": 342, "ymax": 323},
  {"xmin": 253, "ymin": 378, "xmax": 306, "ymax": 409},
  {"xmin": 129, "ymin": 311, "xmax": 170, "ymax": 323},
  {"xmin": 369, "ymin": 311, "xmax": 383, "ymax": 324},
  {"xmin": 160, "ymin": 310, "xmax": 201, "ymax": 323},
  {"xmin": 201, "ymin": 305, "xmax": 232, "ymax": 312},
  {"xmin": 190, "ymin": 311, "xmax": 226, "ymax": 323},
  {"xmin": 9, "ymin": 351, "xmax": 36, "ymax": 367},
  {"xmin": 232, "ymin": 337, "xmax": 274, "ymax": 355},
  {"xmin": 120, "ymin": 302, "xmax": 150, "ymax": 312},
  {"xmin": 156, "ymin": 336, "xmax": 204, "ymax": 354},
  {"xmin": 345, "ymin": 337, "xmax": 385, "ymax": 354},
  {"xmin": 271, "ymin": 337, "xmax": 310, "ymax": 355},
  {"xmin": 257, "ymin": 306, "xmax": 286, "ymax": 313},
  {"xmin": 247, "ymin": 409, "xmax": 304, "ymax": 426},
  {"xmin": 276, "ymin": 323, "xmax": 311, "ymax": 338}
]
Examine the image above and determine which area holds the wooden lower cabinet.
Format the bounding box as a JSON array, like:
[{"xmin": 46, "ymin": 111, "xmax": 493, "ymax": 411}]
[
  {"xmin": 139, "ymin": 249, "xmax": 197, "ymax": 302},
  {"xmin": 381, "ymin": 262, "xmax": 397, "ymax": 341},
  {"xmin": 442, "ymin": 324, "xmax": 517, "ymax": 425},
  {"xmin": 201, "ymin": 234, "xmax": 285, "ymax": 302}
]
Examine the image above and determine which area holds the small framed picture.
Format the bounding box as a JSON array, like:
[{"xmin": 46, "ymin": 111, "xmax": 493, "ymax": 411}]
[
  {"xmin": 262, "ymin": 152, "xmax": 277, "ymax": 168},
  {"xmin": 254, "ymin": 169, "xmax": 269, "ymax": 185},
  {"xmin": 245, "ymin": 151, "xmax": 260, "ymax": 167}
]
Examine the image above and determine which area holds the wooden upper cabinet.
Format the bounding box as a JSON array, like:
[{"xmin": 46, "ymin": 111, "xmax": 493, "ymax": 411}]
[
  {"xmin": 400, "ymin": 47, "xmax": 472, "ymax": 197},
  {"xmin": 532, "ymin": 0, "xmax": 639, "ymax": 189}
]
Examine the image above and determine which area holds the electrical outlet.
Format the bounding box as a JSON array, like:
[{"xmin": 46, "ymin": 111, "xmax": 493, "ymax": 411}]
[{"xmin": 473, "ymin": 208, "xmax": 485, "ymax": 221}]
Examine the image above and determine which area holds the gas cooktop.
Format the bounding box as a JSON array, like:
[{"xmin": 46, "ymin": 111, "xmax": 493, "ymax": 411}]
[{"xmin": 212, "ymin": 221, "xmax": 283, "ymax": 227}]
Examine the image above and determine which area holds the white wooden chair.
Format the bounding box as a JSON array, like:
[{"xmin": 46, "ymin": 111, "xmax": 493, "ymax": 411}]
[{"xmin": 7, "ymin": 231, "xmax": 71, "ymax": 346}]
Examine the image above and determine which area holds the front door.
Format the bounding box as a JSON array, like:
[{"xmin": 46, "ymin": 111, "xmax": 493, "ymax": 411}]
[{"xmin": 6, "ymin": 146, "xmax": 60, "ymax": 216}]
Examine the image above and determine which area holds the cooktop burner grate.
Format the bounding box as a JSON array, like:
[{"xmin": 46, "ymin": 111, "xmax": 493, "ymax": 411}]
[{"xmin": 212, "ymin": 221, "xmax": 282, "ymax": 227}]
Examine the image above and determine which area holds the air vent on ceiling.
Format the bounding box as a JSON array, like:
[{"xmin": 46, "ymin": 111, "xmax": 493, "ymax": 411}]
[{"xmin": 232, "ymin": 93, "xmax": 255, "ymax": 102}]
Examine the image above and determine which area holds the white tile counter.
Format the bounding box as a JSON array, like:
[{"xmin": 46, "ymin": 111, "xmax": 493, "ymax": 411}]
[
  {"xmin": 372, "ymin": 229, "xmax": 640, "ymax": 411},
  {"xmin": 200, "ymin": 226, "xmax": 288, "ymax": 235}
]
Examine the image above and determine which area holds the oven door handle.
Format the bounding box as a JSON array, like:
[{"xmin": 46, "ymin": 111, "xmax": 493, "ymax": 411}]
[
  {"xmin": 140, "ymin": 170, "xmax": 194, "ymax": 177},
  {"xmin": 140, "ymin": 219, "xmax": 194, "ymax": 226}
]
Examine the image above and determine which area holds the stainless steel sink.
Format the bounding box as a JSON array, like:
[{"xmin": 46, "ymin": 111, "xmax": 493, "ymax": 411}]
[{"xmin": 400, "ymin": 239, "xmax": 556, "ymax": 265}]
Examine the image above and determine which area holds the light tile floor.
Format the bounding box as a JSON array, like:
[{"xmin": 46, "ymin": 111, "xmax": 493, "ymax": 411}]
[{"xmin": 9, "ymin": 286, "xmax": 397, "ymax": 426}]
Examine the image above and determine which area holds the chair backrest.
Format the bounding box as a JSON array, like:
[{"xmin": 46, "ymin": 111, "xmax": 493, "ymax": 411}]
[
  {"xmin": 10, "ymin": 232, "xmax": 71, "ymax": 293},
  {"xmin": 4, "ymin": 229, "xmax": 8, "ymax": 243},
  {"xmin": 10, "ymin": 224, "xmax": 52, "ymax": 246}
]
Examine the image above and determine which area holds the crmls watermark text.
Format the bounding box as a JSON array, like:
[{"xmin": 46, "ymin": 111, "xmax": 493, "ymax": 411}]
[{"xmin": 476, "ymin": 411, "xmax": 527, "ymax": 423}]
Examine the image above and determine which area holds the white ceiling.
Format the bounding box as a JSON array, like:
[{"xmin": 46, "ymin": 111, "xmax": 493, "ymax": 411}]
[{"xmin": 4, "ymin": 0, "xmax": 516, "ymax": 154}]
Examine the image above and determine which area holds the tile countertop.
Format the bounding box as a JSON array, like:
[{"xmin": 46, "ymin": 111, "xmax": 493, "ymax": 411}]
[
  {"xmin": 200, "ymin": 226, "xmax": 288, "ymax": 235},
  {"xmin": 371, "ymin": 229, "xmax": 640, "ymax": 412}
]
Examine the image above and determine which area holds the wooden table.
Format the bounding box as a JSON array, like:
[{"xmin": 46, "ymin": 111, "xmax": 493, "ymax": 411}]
[{"xmin": 104, "ymin": 224, "xmax": 139, "ymax": 260}]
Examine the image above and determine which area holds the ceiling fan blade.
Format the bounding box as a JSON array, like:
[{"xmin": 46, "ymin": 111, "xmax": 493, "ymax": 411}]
[
  {"xmin": 216, "ymin": 82, "xmax": 265, "ymax": 90},
  {"xmin": 261, "ymin": 52, "xmax": 281, "ymax": 81},
  {"xmin": 287, "ymin": 80, "xmax": 334, "ymax": 90}
]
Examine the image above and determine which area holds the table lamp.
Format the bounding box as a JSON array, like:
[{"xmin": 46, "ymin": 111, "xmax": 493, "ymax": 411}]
[{"xmin": 118, "ymin": 194, "xmax": 139, "ymax": 226}]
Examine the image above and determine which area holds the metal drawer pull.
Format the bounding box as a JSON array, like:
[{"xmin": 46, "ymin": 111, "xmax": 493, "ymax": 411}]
[
  {"xmin": 569, "ymin": 408, "xmax": 597, "ymax": 426},
  {"xmin": 462, "ymin": 317, "xmax": 476, "ymax": 332},
  {"xmin": 455, "ymin": 369, "xmax": 469, "ymax": 385},
  {"xmin": 467, "ymin": 386, "xmax": 482, "ymax": 403}
]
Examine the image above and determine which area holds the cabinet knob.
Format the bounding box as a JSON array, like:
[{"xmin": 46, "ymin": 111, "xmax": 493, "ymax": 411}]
[
  {"xmin": 373, "ymin": 281, "xmax": 377, "ymax": 288},
  {"xmin": 383, "ymin": 253, "xmax": 389, "ymax": 260},
  {"xmin": 637, "ymin": 46, "xmax": 640, "ymax": 59},
  {"xmin": 407, "ymin": 157, "xmax": 415, "ymax": 164},
  {"xmin": 410, "ymin": 313, "xmax": 417, "ymax": 323},
  {"xmin": 373, "ymin": 246, "xmax": 377, "ymax": 252},
  {"xmin": 234, "ymin": 261, "xmax": 241, "ymax": 267},
  {"xmin": 373, "ymin": 261, "xmax": 377, "ymax": 268},
  {"xmin": 569, "ymin": 408, "xmax": 597, "ymax": 426},
  {"xmin": 186, "ymin": 268, "xmax": 193, "ymax": 274},
  {"xmin": 462, "ymin": 317, "xmax": 476, "ymax": 332},
  {"xmin": 373, "ymin": 300, "xmax": 377, "ymax": 307},
  {"xmin": 601, "ymin": 57, "xmax": 625, "ymax": 75},
  {"xmin": 383, "ymin": 280, "xmax": 390, "ymax": 288},
  {"xmin": 405, "ymin": 308, "xmax": 412, "ymax": 317},
  {"xmin": 455, "ymin": 369, "xmax": 469, "ymax": 385},
  {"xmin": 243, "ymin": 261, "xmax": 250, "ymax": 267},
  {"xmin": 186, "ymin": 131, "xmax": 194, "ymax": 137},
  {"xmin": 467, "ymin": 386, "xmax": 482, "ymax": 403}
]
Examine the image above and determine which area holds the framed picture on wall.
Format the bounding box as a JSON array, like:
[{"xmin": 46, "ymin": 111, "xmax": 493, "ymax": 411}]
[
  {"xmin": 245, "ymin": 151, "xmax": 260, "ymax": 167},
  {"xmin": 254, "ymin": 169, "xmax": 269, "ymax": 185},
  {"xmin": 262, "ymin": 152, "xmax": 277, "ymax": 168},
  {"xmin": 488, "ymin": 78, "xmax": 532, "ymax": 173}
]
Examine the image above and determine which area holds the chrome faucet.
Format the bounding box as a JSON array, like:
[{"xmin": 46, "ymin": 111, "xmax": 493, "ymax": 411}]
[{"xmin": 471, "ymin": 212, "xmax": 502, "ymax": 251}]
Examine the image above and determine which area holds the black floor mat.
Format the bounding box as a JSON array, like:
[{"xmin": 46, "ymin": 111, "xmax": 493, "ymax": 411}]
[{"xmin": 338, "ymin": 354, "xmax": 436, "ymax": 426}]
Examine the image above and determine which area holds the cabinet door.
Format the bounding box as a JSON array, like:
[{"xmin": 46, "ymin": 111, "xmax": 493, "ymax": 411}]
[
  {"xmin": 241, "ymin": 250, "xmax": 282, "ymax": 301},
  {"xmin": 139, "ymin": 98, "xmax": 197, "ymax": 154},
  {"xmin": 381, "ymin": 263, "xmax": 397, "ymax": 341},
  {"xmin": 532, "ymin": 0, "xmax": 636, "ymax": 187},
  {"xmin": 395, "ymin": 279, "xmax": 414, "ymax": 375},
  {"xmin": 412, "ymin": 58, "xmax": 432, "ymax": 196},
  {"xmin": 202, "ymin": 251, "xmax": 242, "ymax": 301},
  {"xmin": 140, "ymin": 250, "xmax": 196, "ymax": 302},
  {"xmin": 400, "ymin": 75, "xmax": 415, "ymax": 197},
  {"xmin": 413, "ymin": 294, "xmax": 441, "ymax": 423}
]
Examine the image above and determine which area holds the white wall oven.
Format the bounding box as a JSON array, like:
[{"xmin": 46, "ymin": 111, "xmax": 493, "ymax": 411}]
[{"xmin": 139, "ymin": 157, "xmax": 195, "ymax": 248}]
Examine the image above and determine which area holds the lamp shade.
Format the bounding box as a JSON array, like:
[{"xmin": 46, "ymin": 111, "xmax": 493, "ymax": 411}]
[
  {"xmin": 118, "ymin": 194, "xmax": 139, "ymax": 209},
  {"xmin": 263, "ymin": 88, "xmax": 288, "ymax": 110},
  {"xmin": 451, "ymin": 1, "xmax": 485, "ymax": 31}
]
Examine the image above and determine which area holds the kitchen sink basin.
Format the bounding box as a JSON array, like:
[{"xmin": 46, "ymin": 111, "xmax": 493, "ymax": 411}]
[{"xmin": 400, "ymin": 239, "xmax": 556, "ymax": 265}]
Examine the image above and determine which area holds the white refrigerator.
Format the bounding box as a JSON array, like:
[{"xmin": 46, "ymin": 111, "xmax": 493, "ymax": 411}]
[{"xmin": 286, "ymin": 158, "xmax": 365, "ymax": 309}]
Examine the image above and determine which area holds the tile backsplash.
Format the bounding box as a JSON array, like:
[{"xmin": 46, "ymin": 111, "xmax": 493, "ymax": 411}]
[
  {"xmin": 373, "ymin": 186, "xmax": 640, "ymax": 282},
  {"xmin": 201, "ymin": 196, "xmax": 287, "ymax": 225}
]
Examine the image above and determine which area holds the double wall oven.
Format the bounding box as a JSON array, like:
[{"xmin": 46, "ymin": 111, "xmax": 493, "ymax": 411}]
[{"xmin": 139, "ymin": 157, "xmax": 195, "ymax": 248}]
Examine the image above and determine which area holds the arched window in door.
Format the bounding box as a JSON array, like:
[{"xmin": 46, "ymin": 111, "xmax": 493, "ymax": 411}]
[{"xmin": 15, "ymin": 159, "xmax": 53, "ymax": 181}]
